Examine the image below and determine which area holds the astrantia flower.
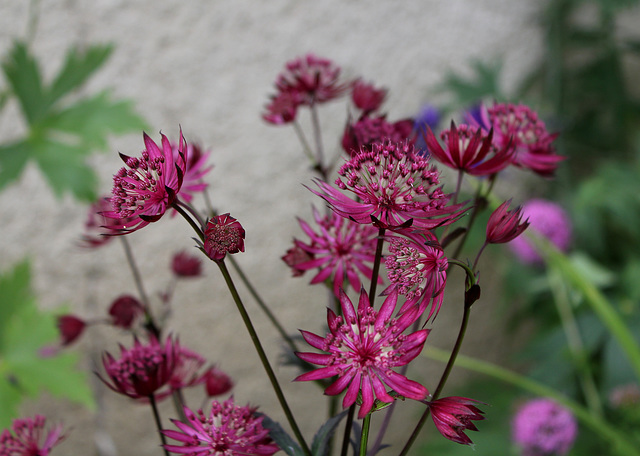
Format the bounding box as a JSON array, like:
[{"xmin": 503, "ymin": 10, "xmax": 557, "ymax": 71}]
[
  {"xmin": 274, "ymin": 53, "xmax": 348, "ymax": 106},
  {"xmin": 80, "ymin": 197, "xmax": 139, "ymax": 247},
  {"xmin": 163, "ymin": 398, "xmax": 279, "ymax": 456},
  {"xmin": 57, "ymin": 314, "xmax": 86, "ymax": 346},
  {"xmin": 295, "ymin": 288, "xmax": 429, "ymax": 418},
  {"xmin": 290, "ymin": 207, "xmax": 381, "ymax": 296},
  {"xmin": 103, "ymin": 130, "xmax": 187, "ymax": 233},
  {"xmin": 98, "ymin": 336, "xmax": 177, "ymax": 399},
  {"xmin": 351, "ymin": 79, "xmax": 387, "ymax": 113},
  {"xmin": 313, "ymin": 140, "xmax": 466, "ymax": 230},
  {"xmin": 424, "ymin": 121, "xmax": 514, "ymax": 176},
  {"xmin": 262, "ymin": 91, "xmax": 301, "ymax": 125},
  {"xmin": 171, "ymin": 251, "xmax": 202, "ymax": 277},
  {"xmin": 486, "ymin": 200, "xmax": 529, "ymax": 244},
  {"xmin": 469, "ymin": 103, "xmax": 563, "ymax": 177},
  {"xmin": 108, "ymin": 295, "xmax": 144, "ymax": 329},
  {"xmin": 384, "ymin": 229, "xmax": 448, "ymax": 320},
  {"xmin": 0, "ymin": 415, "xmax": 65, "ymax": 456},
  {"xmin": 508, "ymin": 199, "xmax": 572, "ymax": 264},
  {"xmin": 429, "ymin": 396, "xmax": 485, "ymax": 445},
  {"xmin": 512, "ymin": 398, "xmax": 578, "ymax": 456},
  {"xmin": 203, "ymin": 214, "xmax": 245, "ymax": 261},
  {"xmin": 204, "ymin": 367, "xmax": 234, "ymax": 397},
  {"xmin": 341, "ymin": 114, "xmax": 414, "ymax": 156}
]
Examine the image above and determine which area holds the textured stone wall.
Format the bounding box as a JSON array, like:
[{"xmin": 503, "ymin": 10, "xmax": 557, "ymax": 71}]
[{"xmin": 0, "ymin": 1, "xmax": 545, "ymax": 454}]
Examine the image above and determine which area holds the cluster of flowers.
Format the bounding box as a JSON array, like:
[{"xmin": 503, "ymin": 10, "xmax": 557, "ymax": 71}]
[{"xmin": 3, "ymin": 52, "xmax": 577, "ymax": 456}]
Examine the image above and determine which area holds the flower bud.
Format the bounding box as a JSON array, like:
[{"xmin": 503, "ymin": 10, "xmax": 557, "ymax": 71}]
[{"xmin": 204, "ymin": 214, "xmax": 245, "ymax": 261}]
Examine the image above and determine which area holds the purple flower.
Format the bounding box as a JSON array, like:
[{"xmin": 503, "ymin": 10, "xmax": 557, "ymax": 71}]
[
  {"xmin": 295, "ymin": 288, "xmax": 429, "ymax": 418},
  {"xmin": 512, "ymin": 398, "xmax": 578, "ymax": 456}
]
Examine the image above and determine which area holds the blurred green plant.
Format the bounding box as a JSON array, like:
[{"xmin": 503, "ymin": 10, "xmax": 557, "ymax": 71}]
[
  {"xmin": 0, "ymin": 260, "xmax": 94, "ymax": 427},
  {"xmin": 0, "ymin": 41, "xmax": 147, "ymax": 201}
]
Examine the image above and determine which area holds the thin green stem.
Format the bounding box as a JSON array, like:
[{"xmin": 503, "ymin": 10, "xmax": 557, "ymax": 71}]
[
  {"xmin": 172, "ymin": 203, "xmax": 204, "ymax": 242},
  {"xmin": 340, "ymin": 405, "xmax": 356, "ymax": 456},
  {"xmin": 310, "ymin": 103, "xmax": 326, "ymax": 178},
  {"xmin": 423, "ymin": 347, "xmax": 640, "ymax": 456},
  {"xmin": 292, "ymin": 120, "xmax": 316, "ymax": 163},
  {"xmin": 148, "ymin": 394, "xmax": 170, "ymax": 456},
  {"xmin": 176, "ymin": 199, "xmax": 205, "ymax": 229},
  {"xmin": 215, "ymin": 260, "xmax": 311, "ymax": 456},
  {"xmin": 171, "ymin": 390, "xmax": 188, "ymax": 423},
  {"xmin": 368, "ymin": 228, "xmax": 386, "ymax": 304},
  {"xmin": 548, "ymin": 269, "xmax": 603, "ymax": 416},
  {"xmin": 359, "ymin": 414, "xmax": 372, "ymax": 456}
]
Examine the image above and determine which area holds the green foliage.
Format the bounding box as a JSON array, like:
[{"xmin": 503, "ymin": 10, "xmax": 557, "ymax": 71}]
[
  {"xmin": 0, "ymin": 41, "xmax": 147, "ymax": 201},
  {"xmin": 0, "ymin": 260, "xmax": 94, "ymax": 427},
  {"xmin": 438, "ymin": 60, "xmax": 503, "ymax": 113}
]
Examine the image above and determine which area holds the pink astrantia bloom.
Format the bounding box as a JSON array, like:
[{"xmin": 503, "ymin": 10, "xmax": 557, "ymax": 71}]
[
  {"xmin": 341, "ymin": 114, "xmax": 415, "ymax": 156},
  {"xmin": 80, "ymin": 196, "xmax": 140, "ymax": 247},
  {"xmin": 290, "ymin": 207, "xmax": 381, "ymax": 296},
  {"xmin": 0, "ymin": 415, "xmax": 65, "ymax": 456},
  {"xmin": 486, "ymin": 200, "xmax": 529, "ymax": 244},
  {"xmin": 313, "ymin": 140, "xmax": 466, "ymax": 230},
  {"xmin": 428, "ymin": 396, "xmax": 485, "ymax": 445},
  {"xmin": 262, "ymin": 91, "xmax": 301, "ymax": 125},
  {"xmin": 509, "ymin": 199, "xmax": 572, "ymax": 264},
  {"xmin": 172, "ymin": 141, "xmax": 212, "ymax": 204},
  {"xmin": 203, "ymin": 214, "xmax": 245, "ymax": 261},
  {"xmin": 57, "ymin": 314, "xmax": 86, "ymax": 346},
  {"xmin": 171, "ymin": 250, "xmax": 202, "ymax": 277},
  {"xmin": 469, "ymin": 103, "xmax": 563, "ymax": 177},
  {"xmin": 384, "ymin": 229, "xmax": 448, "ymax": 320},
  {"xmin": 108, "ymin": 295, "xmax": 144, "ymax": 329},
  {"xmin": 103, "ymin": 130, "xmax": 187, "ymax": 233},
  {"xmin": 351, "ymin": 79, "xmax": 387, "ymax": 113},
  {"xmin": 163, "ymin": 398, "xmax": 279, "ymax": 456},
  {"xmin": 274, "ymin": 53, "xmax": 348, "ymax": 106},
  {"xmin": 98, "ymin": 336, "xmax": 177, "ymax": 399},
  {"xmin": 512, "ymin": 398, "xmax": 578, "ymax": 456},
  {"xmin": 423, "ymin": 121, "xmax": 514, "ymax": 176},
  {"xmin": 295, "ymin": 288, "xmax": 430, "ymax": 419},
  {"xmin": 204, "ymin": 367, "xmax": 234, "ymax": 397}
]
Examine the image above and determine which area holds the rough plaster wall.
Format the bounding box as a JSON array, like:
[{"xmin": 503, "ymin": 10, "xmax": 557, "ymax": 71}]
[{"xmin": 0, "ymin": 1, "xmax": 545, "ymax": 454}]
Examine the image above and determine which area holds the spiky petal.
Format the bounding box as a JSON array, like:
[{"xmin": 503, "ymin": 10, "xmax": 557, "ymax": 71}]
[
  {"xmin": 486, "ymin": 199, "xmax": 529, "ymax": 244},
  {"xmin": 0, "ymin": 415, "xmax": 65, "ymax": 456},
  {"xmin": 295, "ymin": 288, "xmax": 429, "ymax": 418},
  {"xmin": 429, "ymin": 396, "xmax": 485, "ymax": 445}
]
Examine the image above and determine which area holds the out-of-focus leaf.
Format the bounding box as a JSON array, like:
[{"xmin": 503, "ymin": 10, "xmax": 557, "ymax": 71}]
[
  {"xmin": 0, "ymin": 261, "xmax": 95, "ymax": 427},
  {"xmin": 47, "ymin": 44, "xmax": 113, "ymax": 106},
  {"xmin": 311, "ymin": 410, "xmax": 348, "ymax": 456},
  {"xmin": 1, "ymin": 41, "xmax": 46, "ymax": 124},
  {"xmin": 439, "ymin": 60, "xmax": 503, "ymax": 110},
  {"xmin": 258, "ymin": 413, "xmax": 304, "ymax": 456},
  {"xmin": 0, "ymin": 141, "xmax": 32, "ymax": 191}
]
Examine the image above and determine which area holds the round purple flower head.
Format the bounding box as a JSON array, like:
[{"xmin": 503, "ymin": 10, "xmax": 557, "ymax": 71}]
[
  {"xmin": 509, "ymin": 199, "xmax": 572, "ymax": 264},
  {"xmin": 512, "ymin": 398, "xmax": 578, "ymax": 456}
]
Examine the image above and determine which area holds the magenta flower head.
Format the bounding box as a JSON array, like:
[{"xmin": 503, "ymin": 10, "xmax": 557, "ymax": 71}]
[
  {"xmin": 290, "ymin": 207, "xmax": 381, "ymax": 296},
  {"xmin": 171, "ymin": 250, "xmax": 202, "ymax": 278},
  {"xmin": 274, "ymin": 53, "xmax": 348, "ymax": 106},
  {"xmin": 312, "ymin": 140, "xmax": 467, "ymax": 230},
  {"xmin": 486, "ymin": 200, "xmax": 530, "ymax": 244},
  {"xmin": 108, "ymin": 295, "xmax": 144, "ymax": 329},
  {"xmin": 512, "ymin": 398, "xmax": 578, "ymax": 456},
  {"xmin": 0, "ymin": 415, "xmax": 65, "ymax": 456},
  {"xmin": 57, "ymin": 314, "xmax": 87, "ymax": 346},
  {"xmin": 98, "ymin": 336, "xmax": 178, "ymax": 399},
  {"xmin": 204, "ymin": 367, "xmax": 234, "ymax": 397},
  {"xmin": 341, "ymin": 114, "xmax": 414, "ymax": 156},
  {"xmin": 203, "ymin": 213, "xmax": 245, "ymax": 261},
  {"xmin": 508, "ymin": 199, "xmax": 572, "ymax": 264},
  {"xmin": 428, "ymin": 396, "xmax": 485, "ymax": 445},
  {"xmin": 424, "ymin": 121, "xmax": 514, "ymax": 176},
  {"xmin": 468, "ymin": 103, "xmax": 564, "ymax": 177},
  {"xmin": 295, "ymin": 288, "xmax": 430, "ymax": 418},
  {"xmin": 351, "ymin": 79, "xmax": 387, "ymax": 113},
  {"xmin": 262, "ymin": 91, "xmax": 301, "ymax": 125},
  {"xmin": 104, "ymin": 130, "xmax": 188, "ymax": 233},
  {"xmin": 163, "ymin": 398, "xmax": 279, "ymax": 456},
  {"xmin": 384, "ymin": 229, "xmax": 448, "ymax": 320},
  {"xmin": 172, "ymin": 141, "xmax": 212, "ymax": 204}
]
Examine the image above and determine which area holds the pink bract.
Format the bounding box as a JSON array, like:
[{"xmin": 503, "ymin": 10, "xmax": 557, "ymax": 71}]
[
  {"xmin": 312, "ymin": 140, "xmax": 467, "ymax": 230},
  {"xmin": 291, "ymin": 206, "xmax": 381, "ymax": 296},
  {"xmin": 295, "ymin": 288, "xmax": 429, "ymax": 419},
  {"xmin": 57, "ymin": 314, "xmax": 86, "ymax": 346},
  {"xmin": 429, "ymin": 396, "xmax": 485, "ymax": 445},
  {"xmin": 203, "ymin": 213, "xmax": 245, "ymax": 261},
  {"xmin": 341, "ymin": 114, "xmax": 415, "ymax": 156},
  {"xmin": 0, "ymin": 415, "xmax": 65, "ymax": 456},
  {"xmin": 172, "ymin": 141, "xmax": 212, "ymax": 204},
  {"xmin": 163, "ymin": 398, "xmax": 279, "ymax": 456},
  {"xmin": 104, "ymin": 130, "xmax": 188, "ymax": 233},
  {"xmin": 351, "ymin": 79, "xmax": 387, "ymax": 113},
  {"xmin": 486, "ymin": 199, "xmax": 529, "ymax": 244}
]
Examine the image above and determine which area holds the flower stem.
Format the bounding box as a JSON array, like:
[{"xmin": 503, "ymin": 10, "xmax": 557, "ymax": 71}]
[
  {"xmin": 293, "ymin": 120, "xmax": 316, "ymax": 164},
  {"xmin": 172, "ymin": 203, "xmax": 205, "ymax": 242},
  {"xmin": 368, "ymin": 228, "xmax": 386, "ymax": 304},
  {"xmin": 397, "ymin": 276, "xmax": 474, "ymax": 456},
  {"xmin": 310, "ymin": 102, "xmax": 327, "ymax": 179},
  {"xmin": 148, "ymin": 394, "xmax": 170, "ymax": 456},
  {"xmin": 215, "ymin": 259, "xmax": 311, "ymax": 456},
  {"xmin": 340, "ymin": 405, "xmax": 356, "ymax": 456},
  {"xmin": 359, "ymin": 413, "xmax": 372, "ymax": 456}
]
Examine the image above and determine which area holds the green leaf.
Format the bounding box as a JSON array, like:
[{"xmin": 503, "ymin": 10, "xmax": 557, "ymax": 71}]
[
  {"xmin": 0, "ymin": 141, "xmax": 31, "ymax": 192},
  {"xmin": 439, "ymin": 60, "xmax": 503, "ymax": 110},
  {"xmin": 311, "ymin": 410, "xmax": 348, "ymax": 456},
  {"xmin": 0, "ymin": 261, "xmax": 95, "ymax": 427},
  {"xmin": 47, "ymin": 44, "xmax": 114, "ymax": 106},
  {"xmin": 1, "ymin": 41, "xmax": 47, "ymax": 124},
  {"xmin": 258, "ymin": 414, "xmax": 305, "ymax": 456}
]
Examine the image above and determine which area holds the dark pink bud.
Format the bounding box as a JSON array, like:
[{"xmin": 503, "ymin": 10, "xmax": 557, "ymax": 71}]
[
  {"xmin": 429, "ymin": 396, "xmax": 485, "ymax": 445},
  {"xmin": 204, "ymin": 214, "xmax": 245, "ymax": 261},
  {"xmin": 351, "ymin": 79, "xmax": 387, "ymax": 112},
  {"xmin": 108, "ymin": 295, "xmax": 144, "ymax": 329},
  {"xmin": 486, "ymin": 200, "xmax": 529, "ymax": 244},
  {"xmin": 171, "ymin": 250, "xmax": 202, "ymax": 277},
  {"xmin": 204, "ymin": 367, "xmax": 234, "ymax": 397},
  {"xmin": 57, "ymin": 314, "xmax": 86, "ymax": 346},
  {"xmin": 281, "ymin": 245, "xmax": 314, "ymax": 277}
]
